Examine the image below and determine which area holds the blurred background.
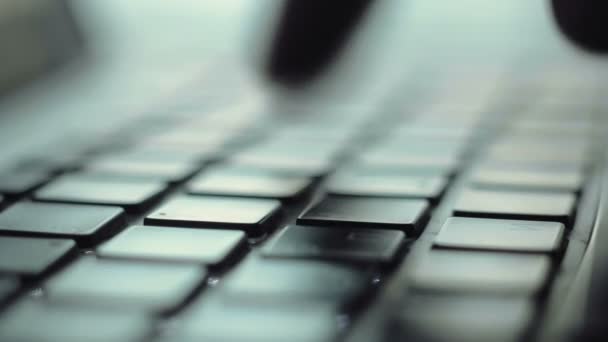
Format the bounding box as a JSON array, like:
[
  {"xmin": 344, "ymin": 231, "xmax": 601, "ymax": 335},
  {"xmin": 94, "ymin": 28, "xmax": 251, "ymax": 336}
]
[{"xmin": 1, "ymin": 0, "xmax": 607, "ymax": 168}]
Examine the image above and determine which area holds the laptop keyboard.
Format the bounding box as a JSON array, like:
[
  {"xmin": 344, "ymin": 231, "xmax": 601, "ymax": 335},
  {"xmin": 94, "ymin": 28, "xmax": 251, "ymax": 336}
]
[{"xmin": 0, "ymin": 77, "xmax": 604, "ymax": 341}]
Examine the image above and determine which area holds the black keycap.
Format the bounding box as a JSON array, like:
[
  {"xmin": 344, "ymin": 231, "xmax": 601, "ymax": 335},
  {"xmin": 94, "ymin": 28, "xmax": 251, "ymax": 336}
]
[
  {"xmin": 0, "ymin": 202, "xmax": 125, "ymax": 246},
  {"xmin": 222, "ymin": 259, "xmax": 368, "ymax": 305},
  {"xmin": 35, "ymin": 176, "xmax": 166, "ymax": 212},
  {"xmin": 298, "ymin": 196, "xmax": 429, "ymax": 233},
  {"xmin": 46, "ymin": 257, "xmax": 204, "ymax": 312},
  {"xmin": 0, "ymin": 302, "xmax": 150, "ymax": 342},
  {"xmin": 187, "ymin": 168, "xmax": 312, "ymax": 200},
  {"xmin": 263, "ymin": 225, "xmax": 406, "ymax": 263},
  {"xmin": 0, "ymin": 237, "xmax": 76, "ymax": 278},
  {"xmin": 0, "ymin": 169, "xmax": 49, "ymax": 196},
  {"xmin": 408, "ymin": 250, "xmax": 550, "ymax": 295},
  {"xmin": 453, "ymin": 188, "xmax": 576, "ymax": 223},
  {"xmin": 435, "ymin": 217, "xmax": 565, "ymax": 253},
  {"xmin": 471, "ymin": 166, "xmax": 584, "ymax": 192},
  {"xmin": 98, "ymin": 225, "xmax": 246, "ymax": 267},
  {"xmin": 328, "ymin": 170, "xmax": 447, "ymax": 200},
  {"xmin": 0, "ymin": 277, "xmax": 18, "ymax": 302},
  {"xmin": 145, "ymin": 195, "xmax": 281, "ymax": 233},
  {"xmin": 84, "ymin": 158, "xmax": 199, "ymax": 183},
  {"xmin": 177, "ymin": 298, "xmax": 338, "ymax": 342},
  {"xmin": 399, "ymin": 295, "xmax": 533, "ymax": 342}
]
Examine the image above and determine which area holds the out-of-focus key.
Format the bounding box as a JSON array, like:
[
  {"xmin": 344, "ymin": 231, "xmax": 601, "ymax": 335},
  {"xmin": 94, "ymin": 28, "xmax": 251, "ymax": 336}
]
[
  {"xmin": 222, "ymin": 259, "xmax": 368, "ymax": 305},
  {"xmin": 356, "ymin": 149, "xmax": 458, "ymax": 175},
  {"xmin": 483, "ymin": 142, "xmax": 588, "ymax": 169},
  {"xmin": 176, "ymin": 298, "xmax": 338, "ymax": 342},
  {"xmin": 83, "ymin": 158, "xmax": 199, "ymax": 183},
  {"xmin": 228, "ymin": 149, "xmax": 336, "ymax": 177},
  {"xmin": 145, "ymin": 195, "xmax": 281, "ymax": 233},
  {"xmin": 46, "ymin": 258, "xmax": 204, "ymax": 312},
  {"xmin": 98, "ymin": 225, "xmax": 246, "ymax": 267},
  {"xmin": 435, "ymin": 217, "xmax": 565, "ymax": 253},
  {"xmin": 35, "ymin": 176, "xmax": 166, "ymax": 212},
  {"xmin": 471, "ymin": 167, "xmax": 584, "ymax": 192},
  {"xmin": 408, "ymin": 250, "xmax": 551, "ymax": 295},
  {"xmin": 0, "ymin": 302, "xmax": 150, "ymax": 342},
  {"xmin": 298, "ymin": 196, "xmax": 429, "ymax": 233},
  {"xmin": 453, "ymin": 188, "xmax": 576, "ymax": 223},
  {"xmin": 0, "ymin": 202, "xmax": 125, "ymax": 246},
  {"xmin": 188, "ymin": 168, "xmax": 311, "ymax": 200},
  {"xmin": 263, "ymin": 225, "xmax": 406, "ymax": 263},
  {"xmin": 398, "ymin": 295, "xmax": 533, "ymax": 342},
  {"xmin": 0, "ymin": 237, "xmax": 76, "ymax": 278},
  {"xmin": 328, "ymin": 171, "xmax": 446, "ymax": 200}
]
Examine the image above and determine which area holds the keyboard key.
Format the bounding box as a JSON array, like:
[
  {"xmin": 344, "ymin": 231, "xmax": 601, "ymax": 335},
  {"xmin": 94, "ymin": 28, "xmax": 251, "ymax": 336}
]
[
  {"xmin": 328, "ymin": 171, "xmax": 447, "ymax": 200},
  {"xmin": 453, "ymin": 188, "xmax": 576, "ymax": 223},
  {"xmin": 471, "ymin": 167, "xmax": 584, "ymax": 192},
  {"xmin": 0, "ymin": 202, "xmax": 125, "ymax": 246},
  {"xmin": 373, "ymin": 137, "xmax": 467, "ymax": 157},
  {"xmin": 46, "ymin": 258, "xmax": 204, "ymax": 312},
  {"xmin": 35, "ymin": 176, "xmax": 166, "ymax": 212},
  {"xmin": 84, "ymin": 158, "xmax": 199, "ymax": 183},
  {"xmin": 399, "ymin": 295, "xmax": 533, "ymax": 342},
  {"xmin": 0, "ymin": 169, "xmax": 49, "ymax": 196},
  {"xmin": 408, "ymin": 250, "xmax": 551, "ymax": 295},
  {"xmin": 222, "ymin": 259, "xmax": 368, "ymax": 305},
  {"xmin": 435, "ymin": 217, "xmax": 565, "ymax": 253},
  {"xmin": 356, "ymin": 149, "xmax": 458, "ymax": 175},
  {"xmin": 0, "ymin": 302, "xmax": 150, "ymax": 342},
  {"xmin": 145, "ymin": 195, "xmax": 281, "ymax": 233},
  {"xmin": 177, "ymin": 298, "xmax": 338, "ymax": 342},
  {"xmin": 483, "ymin": 142, "xmax": 588, "ymax": 169},
  {"xmin": 188, "ymin": 168, "xmax": 311, "ymax": 200},
  {"xmin": 263, "ymin": 225, "xmax": 406, "ymax": 263},
  {"xmin": 298, "ymin": 196, "xmax": 429, "ymax": 233},
  {"xmin": 228, "ymin": 149, "xmax": 335, "ymax": 177},
  {"xmin": 0, "ymin": 237, "xmax": 76, "ymax": 277},
  {"xmin": 98, "ymin": 225, "xmax": 246, "ymax": 267}
]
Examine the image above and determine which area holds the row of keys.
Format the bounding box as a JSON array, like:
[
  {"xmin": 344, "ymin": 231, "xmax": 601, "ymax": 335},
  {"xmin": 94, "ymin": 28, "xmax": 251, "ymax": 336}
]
[{"xmin": 403, "ymin": 101, "xmax": 592, "ymax": 303}]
